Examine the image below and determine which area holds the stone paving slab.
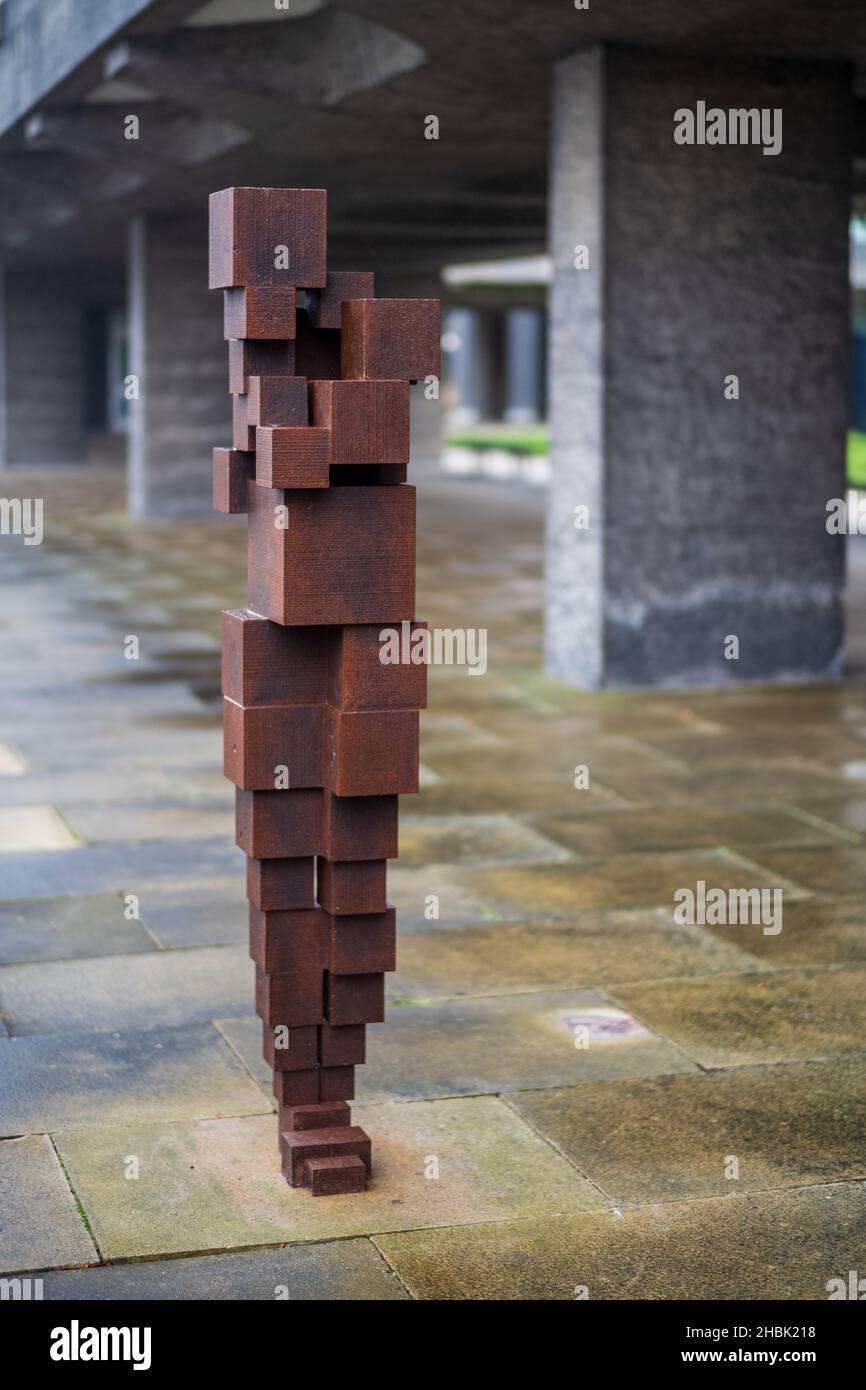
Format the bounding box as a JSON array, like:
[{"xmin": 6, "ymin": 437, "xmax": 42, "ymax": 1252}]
[
  {"xmin": 217, "ymin": 988, "xmax": 698, "ymax": 1105},
  {"xmin": 461, "ymin": 849, "xmax": 809, "ymax": 919},
  {"xmin": 414, "ymin": 761, "xmax": 627, "ymax": 817},
  {"xmin": 508, "ymin": 1056, "xmax": 866, "ymax": 1204},
  {"xmin": 611, "ymin": 966, "xmax": 866, "ymax": 1067},
  {"xmin": 40, "ymin": 1240, "xmax": 408, "ymax": 1300},
  {"xmin": 746, "ymin": 843, "xmax": 866, "ymax": 895},
  {"xmin": 0, "ymin": 836, "xmax": 239, "ymax": 900},
  {"xmin": 0, "ymin": 894, "xmax": 157, "ymax": 965},
  {"xmin": 774, "ymin": 794, "xmax": 866, "ymax": 839},
  {"xmin": 0, "ymin": 805, "xmax": 78, "ymax": 853},
  {"xmin": 360, "ymin": 990, "xmax": 698, "ymax": 1100},
  {"xmin": 634, "ymin": 729, "xmax": 866, "ymax": 771},
  {"xmin": 699, "ymin": 895, "xmax": 866, "ymax": 968},
  {"xmin": 373, "ymin": 1181, "xmax": 866, "ymax": 1300},
  {"xmin": 579, "ymin": 761, "xmax": 854, "ymax": 807},
  {"xmin": 388, "ymin": 912, "xmax": 765, "ymax": 997},
  {"xmin": 54, "ymin": 1098, "xmax": 605, "ymax": 1260},
  {"xmin": 0, "ymin": 682, "xmax": 207, "ymax": 727},
  {"xmin": 57, "ymin": 801, "xmax": 233, "ymax": 845},
  {"xmin": 418, "ymin": 714, "xmax": 504, "ymax": 754},
  {"xmin": 138, "ymin": 882, "xmax": 248, "ymax": 948},
  {"xmin": 396, "ymin": 813, "xmax": 572, "ymax": 867},
  {"xmin": 386, "ymin": 863, "xmax": 500, "ymax": 931},
  {"xmin": 0, "ymin": 944, "xmax": 251, "ymax": 1035},
  {"xmin": 0, "ymin": 1024, "xmax": 269, "ymax": 1135},
  {"xmin": 0, "ymin": 767, "xmax": 228, "ymax": 808},
  {"xmin": 0, "ymin": 1134, "xmax": 97, "ymax": 1274},
  {"xmin": 213, "ymin": 1016, "xmax": 272, "ymax": 1093},
  {"xmin": 535, "ymin": 801, "xmax": 848, "ymax": 857},
  {"xmin": 14, "ymin": 729, "xmax": 222, "ymax": 776}
]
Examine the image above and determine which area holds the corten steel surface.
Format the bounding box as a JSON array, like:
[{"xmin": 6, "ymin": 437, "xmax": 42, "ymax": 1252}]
[{"xmin": 209, "ymin": 186, "xmax": 440, "ymax": 1196}]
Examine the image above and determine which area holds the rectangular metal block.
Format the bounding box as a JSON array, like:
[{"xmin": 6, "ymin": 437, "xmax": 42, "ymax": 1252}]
[
  {"xmin": 317, "ymin": 859, "xmax": 387, "ymax": 916},
  {"xmin": 340, "ymin": 298, "xmax": 441, "ymax": 382},
  {"xmin": 246, "ymin": 483, "xmax": 415, "ymax": 627},
  {"xmin": 318, "ymin": 1065, "xmax": 355, "ymax": 1101},
  {"xmin": 222, "ymin": 611, "xmax": 328, "ymax": 707},
  {"xmin": 326, "ymin": 709, "xmax": 419, "ymax": 796},
  {"xmin": 279, "ymin": 1124, "xmax": 371, "ymax": 1187},
  {"xmin": 229, "ymin": 338, "xmax": 296, "ymax": 395},
  {"xmin": 255, "ymin": 963, "xmax": 323, "ymax": 1028},
  {"xmin": 318, "ymin": 1023, "xmax": 366, "ymax": 1067},
  {"xmin": 209, "ymin": 187, "xmax": 327, "ymax": 289},
  {"xmin": 281, "ymin": 1101, "xmax": 350, "ymax": 1133},
  {"xmin": 213, "ymin": 447, "xmax": 252, "ymax": 514},
  {"xmin": 307, "ymin": 271, "xmax": 375, "ymax": 330},
  {"xmin": 248, "ymin": 855, "xmax": 315, "ymax": 911},
  {"xmin": 268, "ymin": 1069, "xmax": 320, "ymax": 1109},
  {"xmin": 325, "ymin": 971, "xmax": 385, "ymax": 1026},
  {"xmin": 255, "ymin": 426, "xmax": 331, "ymax": 489},
  {"xmin": 233, "ymin": 394, "xmax": 255, "ymax": 451},
  {"xmin": 273, "ymin": 1069, "xmax": 348, "ymax": 1109},
  {"xmin": 223, "ymin": 698, "xmax": 323, "ymax": 790},
  {"xmin": 236, "ymin": 788, "xmax": 321, "ymax": 859},
  {"xmin": 248, "ymin": 905, "xmax": 324, "ymax": 975},
  {"xmin": 224, "ymin": 287, "xmax": 297, "ymax": 340},
  {"xmin": 246, "ymin": 375, "xmax": 308, "ymax": 428},
  {"xmin": 304, "ymin": 1154, "xmax": 367, "ymax": 1195},
  {"xmin": 309, "ymin": 379, "xmax": 410, "ymax": 466},
  {"xmin": 322, "ymin": 793, "xmax": 398, "ymax": 861},
  {"xmin": 263, "ymin": 1023, "xmax": 320, "ymax": 1072},
  {"xmin": 328, "ymin": 622, "xmax": 428, "ymax": 711},
  {"xmin": 327, "ymin": 909, "xmax": 396, "ymax": 976}
]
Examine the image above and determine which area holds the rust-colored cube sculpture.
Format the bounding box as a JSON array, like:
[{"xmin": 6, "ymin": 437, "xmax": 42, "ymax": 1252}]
[{"xmin": 210, "ymin": 186, "xmax": 438, "ymax": 1195}]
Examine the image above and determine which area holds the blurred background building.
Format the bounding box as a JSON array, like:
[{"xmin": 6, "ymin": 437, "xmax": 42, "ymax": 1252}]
[{"xmin": 1, "ymin": 0, "xmax": 864, "ymax": 688}]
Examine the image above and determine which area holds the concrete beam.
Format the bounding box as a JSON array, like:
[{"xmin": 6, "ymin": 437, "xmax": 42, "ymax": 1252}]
[{"xmin": 105, "ymin": 10, "xmax": 424, "ymax": 130}]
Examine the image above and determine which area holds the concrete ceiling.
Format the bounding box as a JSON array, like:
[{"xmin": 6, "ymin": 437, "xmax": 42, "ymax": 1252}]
[{"xmin": 2, "ymin": 0, "xmax": 866, "ymax": 277}]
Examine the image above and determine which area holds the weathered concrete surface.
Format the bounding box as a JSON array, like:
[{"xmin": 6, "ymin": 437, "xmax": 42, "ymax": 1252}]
[
  {"xmin": 0, "ymin": 1024, "xmax": 270, "ymax": 1135},
  {"xmin": 54, "ymin": 1100, "xmax": 604, "ymax": 1259},
  {"xmin": 510, "ymin": 1057, "xmax": 866, "ymax": 1203},
  {"xmin": 0, "ymin": 1133, "xmax": 97, "ymax": 1273},
  {"xmin": 374, "ymin": 1183, "xmax": 866, "ymax": 1300},
  {"xmin": 2, "ymin": 467, "xmax": 866, "ymax": 1296},
  {"xmin": 41, "ymin": 1239, "xmax": 409, "ymax": 1300},
  {"xmin": 0, "ymin": 0, "xmax": 157, "ymax": 137},
  {"xmin": 546, "ymin": 47, "xmax": 852, "ymax": 688}
]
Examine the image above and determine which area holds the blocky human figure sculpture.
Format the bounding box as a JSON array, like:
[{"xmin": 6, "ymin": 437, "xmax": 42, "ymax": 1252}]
[{"xmin": 209, "ymin": 187, "xmax": 440, "ymax": 1195}]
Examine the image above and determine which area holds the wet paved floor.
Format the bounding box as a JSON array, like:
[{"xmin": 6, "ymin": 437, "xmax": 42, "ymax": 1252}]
[{"xmin": 1, "ymin": 466, "xmax": 865, "ymax": 1299}]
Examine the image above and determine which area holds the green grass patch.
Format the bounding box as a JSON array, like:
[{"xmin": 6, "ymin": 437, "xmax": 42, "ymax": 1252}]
[
  {"xmin": 848, "ymin": 432, "xmax": 866, "ymax": 487},
  {"xmin": 446, "ymin": 424, "xmax": 550, "ymax": 457}
]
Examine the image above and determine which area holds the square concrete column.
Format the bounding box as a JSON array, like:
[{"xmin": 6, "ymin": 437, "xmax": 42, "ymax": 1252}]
[
  {"xmin": 546, "ymin": 46, "xmax": 852, "ymax": 687},
  {"xmin": 128, "ymin": 214, "xmax": 230, "ymax": 516},
  {"xmin": 0, "ymin": 269, "xmax": 86, "ymax": 467}
]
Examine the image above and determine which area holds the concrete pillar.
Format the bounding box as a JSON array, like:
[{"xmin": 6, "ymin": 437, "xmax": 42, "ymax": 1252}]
[
  {"xmin": 474, "ymin": 309, "xmax": 505, "ymax": 422},
  {"xmin": 546, "ymin": 46, "xmax": 852, "ymax": 688},
  {"xmin": 504, "ymin": 308, "xmax": 543, "ymax": 423},
  {"xmin": 128, "ymin": 214, "xmax": 229, "ymax": 516},
  {"xmin": 0, "ymin": 269, "xmax": 86, "ymax": 466}
]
